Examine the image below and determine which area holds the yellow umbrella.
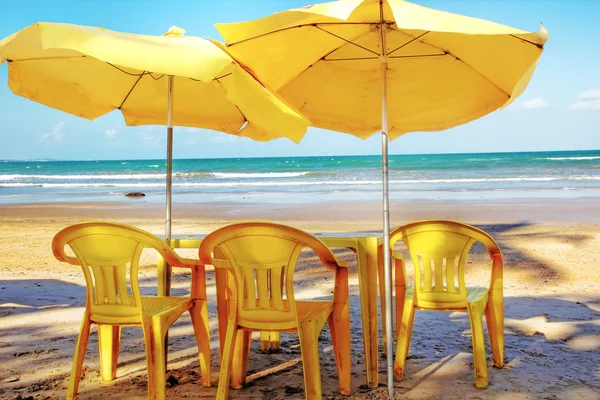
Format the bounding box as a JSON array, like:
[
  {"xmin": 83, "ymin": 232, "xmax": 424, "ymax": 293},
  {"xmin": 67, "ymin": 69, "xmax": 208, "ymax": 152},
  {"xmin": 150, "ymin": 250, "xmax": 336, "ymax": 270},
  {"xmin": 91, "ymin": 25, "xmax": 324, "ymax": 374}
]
[
  {"xmin": 0, "ymin": 22, "xmax": 310, "ymax": 241},
  {"xmin": 215, "ymin": 0, "xmax": 548, "ymax": 394}
]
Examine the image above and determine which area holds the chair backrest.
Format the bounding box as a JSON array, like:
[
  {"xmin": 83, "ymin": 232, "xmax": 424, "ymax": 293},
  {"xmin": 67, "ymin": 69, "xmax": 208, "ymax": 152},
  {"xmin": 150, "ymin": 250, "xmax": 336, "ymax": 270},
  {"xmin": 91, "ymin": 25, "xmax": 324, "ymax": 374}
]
[
  {"xmin": 52, "ymin": 222, "xmax": 188, "ymax": 324},
  {"xmin": 390, "ymin": 220, "xmax": 502, "ymax": 309},
  {"xmin": 199, "ymin": 222, "xmax": 340, "ymax": 331}
]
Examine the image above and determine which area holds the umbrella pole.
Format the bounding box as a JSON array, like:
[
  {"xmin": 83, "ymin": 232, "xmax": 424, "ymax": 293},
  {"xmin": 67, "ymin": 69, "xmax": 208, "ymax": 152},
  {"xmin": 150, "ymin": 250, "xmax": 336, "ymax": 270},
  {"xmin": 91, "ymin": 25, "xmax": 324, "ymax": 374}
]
[
  {"xmin": 166, "ymin": 75, "xmax": 174, "ymax": 244},
  {"xmin": 163, "ymin": 75, "xmax": 174, "ymax": 299},
  {"xmin": 380, "ymin": 11, "xmax": 394, "ymax": 397},
  {"xmin": 161, "ymin": 74, "xmax": 175, "ymax": 370}
]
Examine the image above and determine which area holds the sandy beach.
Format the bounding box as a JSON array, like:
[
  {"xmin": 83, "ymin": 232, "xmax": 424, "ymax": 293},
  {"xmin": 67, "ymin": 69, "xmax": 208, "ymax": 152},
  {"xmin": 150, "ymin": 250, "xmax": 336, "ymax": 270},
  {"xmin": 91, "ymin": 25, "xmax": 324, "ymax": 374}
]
[{"xmin": 1, "ymin": 197, "xmax": 599, "ymax": 399}]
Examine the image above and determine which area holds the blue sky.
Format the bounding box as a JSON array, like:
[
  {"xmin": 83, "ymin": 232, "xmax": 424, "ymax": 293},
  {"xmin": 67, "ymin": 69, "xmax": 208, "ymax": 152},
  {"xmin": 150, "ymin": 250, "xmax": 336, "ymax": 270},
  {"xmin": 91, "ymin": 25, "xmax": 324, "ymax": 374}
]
[{"xmin": 0, "ymin": 0, "xmax": 598, "ymax": 161}]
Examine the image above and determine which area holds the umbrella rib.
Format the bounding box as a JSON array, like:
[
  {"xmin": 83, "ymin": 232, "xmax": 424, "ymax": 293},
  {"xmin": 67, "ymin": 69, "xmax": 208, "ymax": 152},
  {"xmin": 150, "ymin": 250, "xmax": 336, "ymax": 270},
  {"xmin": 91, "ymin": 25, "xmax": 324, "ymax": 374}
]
[
  {"xmin": 188, "ymin": 72, "xmax": 232, "ymax": 82},
  {"xmin": 6, "ymin": 55, "xmax": 86, "ymax": 62},
  {"xmin": 106, "ymin": 62, "xmax": 165, "ymax": 80},
  {"xmin": 214, "ymin": 75, "xmax": 249, "ymax": 131},
  {"xmin": 225, "ymin": 22, "xmax": 376, "ymax": 46},
  {"xmin": 387, "ymin": 31, "xmax": 430, "ymax": 57},
  {"xmin": 118, "ymin": 73, "xmax": 145, "ymax": 110},
  {"xmin": 444, "ymin": 51, "xmax": 510, "ymax": 98},
  {"xmin": 315, "ymin": 25, "xmax": 380, "ymax": 57},
  {"xmin": 509, "ymin": 34, "xmax": 544, "ymax": 49},
  {"xmin": 324, "ymin": 56, "xmax": 379, "ymax": 61},
  {"xmin": 393, "ymin": 29, "xmax": 512, "ymax": 99},
  {"xmin": 389, "ymin": 53, "xmax": 446, "ymax": 59},
  {"xmin": 105, "ymin": 62, "xmax": 164, "ymax": 111},
  {"xmin": 324, "ymin": 53, "xmax": 445, "ymax": 61},
  {"xmin": 214, "ymin": 72, "xmax": 232, "ymax": 80}
]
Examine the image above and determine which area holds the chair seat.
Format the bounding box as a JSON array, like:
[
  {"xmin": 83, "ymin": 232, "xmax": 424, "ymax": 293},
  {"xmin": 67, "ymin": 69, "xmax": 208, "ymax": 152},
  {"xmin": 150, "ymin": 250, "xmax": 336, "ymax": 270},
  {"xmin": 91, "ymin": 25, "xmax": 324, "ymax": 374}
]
[
  {"xmin": 466, "ymin": 287, "xmax": 489, "ymax": 304},
  {"xmin": 404, "ymin": 285, "xmax": 489, "ymax": 310},
  {"xmin": 296, "ymin": 301, "xmax": 333, "ymax": 323},
  {"xmin": 240, "ymin": 301, "xmax": 333, "ymax": 331},
  {"xmin": 141, "ymin": 296, "xmax": 193, "ymax": 317}
]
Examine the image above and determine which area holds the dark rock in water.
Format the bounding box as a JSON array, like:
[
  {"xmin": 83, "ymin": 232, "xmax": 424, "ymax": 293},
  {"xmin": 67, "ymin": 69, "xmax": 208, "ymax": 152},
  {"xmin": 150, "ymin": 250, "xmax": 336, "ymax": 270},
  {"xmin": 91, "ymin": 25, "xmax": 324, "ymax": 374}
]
[{"xmin": 125, "ymin": 192, "xmax": 145, "ymax": 197}]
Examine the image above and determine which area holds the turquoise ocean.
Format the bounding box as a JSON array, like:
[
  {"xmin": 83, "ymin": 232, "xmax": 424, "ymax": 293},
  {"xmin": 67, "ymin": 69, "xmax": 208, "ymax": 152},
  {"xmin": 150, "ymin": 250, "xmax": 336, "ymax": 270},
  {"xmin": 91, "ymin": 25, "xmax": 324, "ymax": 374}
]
[{"xmin": 2, "ymin": 150, "xmax": 600, "ymax": 205}]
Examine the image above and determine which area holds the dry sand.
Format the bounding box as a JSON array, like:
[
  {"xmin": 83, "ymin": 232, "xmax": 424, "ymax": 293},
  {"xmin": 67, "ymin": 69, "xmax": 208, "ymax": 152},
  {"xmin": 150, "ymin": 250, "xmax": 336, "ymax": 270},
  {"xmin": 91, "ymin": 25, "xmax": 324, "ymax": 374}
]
[{"xmin": 0, "ymin": 198, "xmax": 599, "ymax": 399}]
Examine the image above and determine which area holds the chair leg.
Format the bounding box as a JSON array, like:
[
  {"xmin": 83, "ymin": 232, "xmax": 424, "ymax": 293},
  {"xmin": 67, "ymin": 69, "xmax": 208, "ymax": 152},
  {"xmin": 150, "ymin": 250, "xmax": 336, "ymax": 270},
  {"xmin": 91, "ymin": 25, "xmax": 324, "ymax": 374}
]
[
  {"xmin": 259, "ymin": 331, "xmax": 281, "ymax": 352},
  {"xmin": 98, "ymin": 324, "xmax": 120, "ymax": 381},
  {"xmin": 142, "ymin": 317, "xmax": 168, "ymax": 400},
  {"xmin": 485, "ymin": 292, "xmax": 504, "ymax": 368},
  {"xmin": 394, "ymin": 258, "xmax": 407, "ymax": 344},
  {"xmin": 231, "ymin": 329, "xmax": 252, "ymax": 389},
  {"xmin": 328, "ymin": 304, "xmax": 351, "ymax": 395},
  {"xmin": 66, "ymin": 316, "xmax": 92, "ymax": 400},
  {"xmin": 467, "ymin": 304, "xmax": 488, "ymax": 388},
  {"xmin": 216, "ymin": 312, "xmax": 238, "ymax": 400},
  {"xmin": 215, "ymin": 268, "xmax": 229, "ymax": 356},
  {"xmin": 189, "ymin": 299, "xmax": 211, "ymax": 387},
  {"xmin": 298, "ymin": 318, "xmax": 326, "ymax": 400},
  {"xmin": 395, "ymin": 289, "xmax": 406, "ymax": 352},
  {"xmin": 260, "ymin": 331, "xmax": 270, "ymax": 352},
  {"xmin": 393, "ymin": 298, "xmax": 415, "ymax": 381},
  {"xmin": 269, "ymin": 332, "xmax": 281, "ymax": 352}
]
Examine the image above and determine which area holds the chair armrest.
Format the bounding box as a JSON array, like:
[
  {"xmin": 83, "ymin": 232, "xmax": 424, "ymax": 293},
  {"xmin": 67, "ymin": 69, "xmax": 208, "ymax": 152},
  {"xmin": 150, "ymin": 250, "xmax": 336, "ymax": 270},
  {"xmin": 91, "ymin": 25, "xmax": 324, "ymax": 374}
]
[
  {"xmin": 333, "ymin": 259, "xmax": 349, "ymax": 304},
  {"xmin": 335, "ymin": 258, "xmax": 349, "ymax": 268},
  {"xmin": 169, "ymin": 257, "xmax": 204, "ymax": 268},
  {"xmin": 392, "ymin": 251, "xmax": 407, "ymax": 288}
]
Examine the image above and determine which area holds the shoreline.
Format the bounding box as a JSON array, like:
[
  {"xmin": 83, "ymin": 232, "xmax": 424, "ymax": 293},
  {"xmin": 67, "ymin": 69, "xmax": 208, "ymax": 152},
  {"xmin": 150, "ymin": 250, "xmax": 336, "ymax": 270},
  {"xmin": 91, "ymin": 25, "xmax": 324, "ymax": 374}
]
[{"xmin": 2, "ymin": 196, "xmax": 599, "ymax": 226}]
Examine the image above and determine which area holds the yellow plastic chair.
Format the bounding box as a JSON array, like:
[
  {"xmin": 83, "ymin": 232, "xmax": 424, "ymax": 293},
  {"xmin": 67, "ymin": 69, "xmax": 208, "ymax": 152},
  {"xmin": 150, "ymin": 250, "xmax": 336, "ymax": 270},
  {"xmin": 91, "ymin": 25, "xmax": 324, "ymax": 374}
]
[
  {"xmin": 388, "ymin": 220, "xmax": 504, "ymax": 388},
  {"xmin": 52, "ymin": 222, "xmax": 211, "ymax": 400},
  {"xmin": 198, "ymin": 222, "xmax": 351, "ymax": 400}
]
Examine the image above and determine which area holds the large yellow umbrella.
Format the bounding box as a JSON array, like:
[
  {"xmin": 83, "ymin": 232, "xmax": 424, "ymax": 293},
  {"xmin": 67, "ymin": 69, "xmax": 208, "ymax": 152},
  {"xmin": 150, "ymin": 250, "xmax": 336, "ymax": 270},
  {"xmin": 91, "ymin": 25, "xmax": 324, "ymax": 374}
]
[
  {"xmin": 215, "ymin": 0, "xmax": 548, "ymax": 394},
  {"xmin": 0, "ymin": 22, "xmax": 310, "ymax": 241}
]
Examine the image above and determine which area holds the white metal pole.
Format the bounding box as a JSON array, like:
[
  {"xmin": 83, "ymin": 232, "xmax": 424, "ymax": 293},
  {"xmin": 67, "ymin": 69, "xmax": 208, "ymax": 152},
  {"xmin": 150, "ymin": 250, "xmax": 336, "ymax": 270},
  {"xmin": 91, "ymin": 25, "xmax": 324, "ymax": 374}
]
[
  {"xmin": 166, "ymin": 75, "xmax": 174, "ymax": 244},
  {"xmin": 162, "ymin": 74, "xmax": 175, "ymax": 366},
  {"xmin": 380, "ymin": 2, "xmax": 394, "ymax": 396}
]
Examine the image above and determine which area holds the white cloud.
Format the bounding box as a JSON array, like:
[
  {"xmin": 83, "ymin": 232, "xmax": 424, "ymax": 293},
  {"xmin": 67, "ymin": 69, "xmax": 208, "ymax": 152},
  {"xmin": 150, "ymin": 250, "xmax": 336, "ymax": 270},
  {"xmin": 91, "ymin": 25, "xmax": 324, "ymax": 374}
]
[
  {"xmin": 521, "ymin": 97, "xmax": 550, "ymax": 109},
  {"xmin": 40, "ymin": 121, "xmax": 65, "ymax": 141},
  {"xmin": 105, "ymin": 128, "xmax": 118, "ymax": 139},
  {"xmin": 579, "ymin": 88, "xmax": 600, "ymax": 100},
  {"xmin": 568, "ymin": 88, "xmax": 600, "ymax": 110}
]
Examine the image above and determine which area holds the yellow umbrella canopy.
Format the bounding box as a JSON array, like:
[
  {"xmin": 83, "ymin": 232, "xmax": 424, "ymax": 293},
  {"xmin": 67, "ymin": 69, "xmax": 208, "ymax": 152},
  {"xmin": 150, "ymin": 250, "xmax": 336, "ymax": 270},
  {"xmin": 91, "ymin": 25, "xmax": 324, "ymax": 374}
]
[
  {"xmin": 0, "ymin": 22, "xmax": 310, "ymax": 142},
  {"xmin": 0, "ymin": 22, "xmax": 311, "ymax": 241},
  {"xmin": 215, "ymin": 0, "xmax": 548, "ymax": 395},
  {"xmin": 216, "ymin": 0, "xmax": 548, "ymax": 139}
]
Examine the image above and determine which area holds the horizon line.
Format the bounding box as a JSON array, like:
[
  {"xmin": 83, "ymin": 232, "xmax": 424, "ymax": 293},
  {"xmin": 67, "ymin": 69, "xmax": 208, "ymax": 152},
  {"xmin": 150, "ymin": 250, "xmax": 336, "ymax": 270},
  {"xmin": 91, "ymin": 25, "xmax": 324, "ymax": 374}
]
[{"xmin": 2, "ymin": 148, "xmax": 598, "ymax": 163}]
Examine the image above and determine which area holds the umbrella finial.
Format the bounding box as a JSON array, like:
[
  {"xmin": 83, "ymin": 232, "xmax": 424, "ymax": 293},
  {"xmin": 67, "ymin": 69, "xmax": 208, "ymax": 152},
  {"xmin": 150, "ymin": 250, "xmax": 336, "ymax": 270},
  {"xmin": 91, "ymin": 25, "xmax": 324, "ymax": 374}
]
[
  {"xmin": 163, "ymin": 26, "xmax": 186, "ymax": 36},
  {"xmin": 537, "ymin": 23, "xmax": 549, "ymax": 44}
]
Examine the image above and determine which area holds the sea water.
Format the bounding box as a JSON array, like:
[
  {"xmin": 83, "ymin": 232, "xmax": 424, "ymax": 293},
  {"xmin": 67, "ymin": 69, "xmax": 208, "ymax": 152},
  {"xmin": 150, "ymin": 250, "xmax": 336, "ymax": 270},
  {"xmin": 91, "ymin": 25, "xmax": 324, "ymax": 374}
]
[{"xmin": 2, "ymin": 150, "xmax": 599, "ymax": 205}]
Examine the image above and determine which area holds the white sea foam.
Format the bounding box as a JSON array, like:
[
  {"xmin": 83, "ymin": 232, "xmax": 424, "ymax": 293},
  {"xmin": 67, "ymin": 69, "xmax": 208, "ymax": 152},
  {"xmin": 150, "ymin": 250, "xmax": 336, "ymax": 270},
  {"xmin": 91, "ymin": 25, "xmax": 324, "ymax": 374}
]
[
  {"xmin": 537, "ymin": 156, "xmax": 600, "ymax": 161},
  {"xmin": 211, "ymin": 172, "xmax": 310, "ymax": 179},
  {"xmin": 0, "ymin": 173, "xmax": 166, "ymax": 180},
  {"xmin": 2, "ymin": 175, "xmax": 599, "ymax": 189}
]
